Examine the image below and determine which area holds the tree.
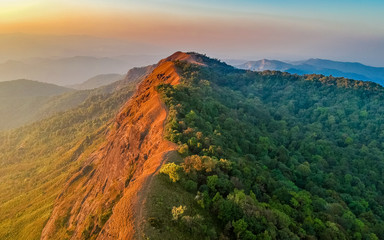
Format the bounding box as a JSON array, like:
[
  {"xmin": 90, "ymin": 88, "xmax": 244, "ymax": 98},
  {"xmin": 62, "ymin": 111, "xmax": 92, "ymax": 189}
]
[
  {"xmin": 207, "ymin": 175, "xmax": 218, "ymax": 191},
  {"xmin": 232, "ymin": 219, "xmax": 248, "ymax": 239}
]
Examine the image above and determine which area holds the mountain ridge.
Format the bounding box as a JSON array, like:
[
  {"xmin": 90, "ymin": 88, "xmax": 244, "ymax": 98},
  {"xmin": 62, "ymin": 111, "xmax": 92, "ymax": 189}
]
[
  {"xmin": 69, "ymin": 74, "xmax": 124, "ymax": 90},
  {"xmin": 237, "ymin": 58, "xmax": 384, "ymax": 85},
  {"xmin": 0, "ymin": 79, "xmax": 76, "ymax": 130},
  {"xmin": 0, "ymin": 55, "xmax": 159, "ymax": 85},
  {"xmin": 41, "ymin": 52, "xmax": 200, "ymax": 239},
  {"xmin": 0, "ymin": 79, "xmax": 72, "ymax": 98}
]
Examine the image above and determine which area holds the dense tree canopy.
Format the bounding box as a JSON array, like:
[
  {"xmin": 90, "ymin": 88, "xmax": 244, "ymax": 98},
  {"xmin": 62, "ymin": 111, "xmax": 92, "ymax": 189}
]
[{"xmin": 157, "ymin": 58, "xmax": 384, "ymax": 239}]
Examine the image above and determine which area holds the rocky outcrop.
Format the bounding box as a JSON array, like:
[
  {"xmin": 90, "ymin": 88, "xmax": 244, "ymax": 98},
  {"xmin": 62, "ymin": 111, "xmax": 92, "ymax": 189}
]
[{"xmin": 41, "ymin": 53, "xmax": 194, "ymax": 240}]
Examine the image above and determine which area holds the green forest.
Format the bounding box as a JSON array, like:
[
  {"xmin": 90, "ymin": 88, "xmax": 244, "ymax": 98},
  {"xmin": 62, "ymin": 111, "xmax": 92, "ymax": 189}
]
[{"xmin": 154, "ymin": 55, "xmax": 384, "ymax": 239}]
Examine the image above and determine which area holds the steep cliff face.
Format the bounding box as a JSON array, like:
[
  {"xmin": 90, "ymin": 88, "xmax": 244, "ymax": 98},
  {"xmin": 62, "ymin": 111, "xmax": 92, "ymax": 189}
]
[{"xmin": 41, "ymin": 52, "xmax": 195, "ymax": 240}]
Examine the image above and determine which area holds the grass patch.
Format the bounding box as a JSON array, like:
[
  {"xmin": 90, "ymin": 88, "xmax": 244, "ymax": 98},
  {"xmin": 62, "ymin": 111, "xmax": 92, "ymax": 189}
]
[{"xmin": 142, "ymin": 162, "xmax": 218, "ymax": 240}]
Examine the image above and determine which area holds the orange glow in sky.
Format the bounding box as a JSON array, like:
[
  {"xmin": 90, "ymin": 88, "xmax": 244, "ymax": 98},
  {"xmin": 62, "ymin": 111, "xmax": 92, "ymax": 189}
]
[{"xmin": 0, "ymin": 0, "xmax": 383, "ymax": 65}]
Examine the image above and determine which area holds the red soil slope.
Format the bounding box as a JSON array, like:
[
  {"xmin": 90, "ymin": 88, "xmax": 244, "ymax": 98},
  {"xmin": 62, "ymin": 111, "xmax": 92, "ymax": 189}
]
[
  {"xmin": 158, "ymin": 51, "xmax": 204, "ymax": 66},
  {"xmin": 41, "ymin": 53, "xmax": 195, "ymax": 240}
]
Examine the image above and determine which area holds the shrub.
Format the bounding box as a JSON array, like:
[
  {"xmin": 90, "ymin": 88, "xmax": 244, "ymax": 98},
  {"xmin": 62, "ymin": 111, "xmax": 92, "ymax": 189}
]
[
  {"xmin": 172, "ymin": 205, "xmax": 187, "ymax": 220},
  {"xmin": 160, "ymin": 162, "xmax": 182, "ymax": 182}
]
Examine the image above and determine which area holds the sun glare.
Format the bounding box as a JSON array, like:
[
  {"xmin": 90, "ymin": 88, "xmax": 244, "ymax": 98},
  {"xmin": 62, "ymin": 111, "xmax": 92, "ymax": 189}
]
[
  {"xmin": 0, "ymin": 0, "xmax": 60, "ymax": 22},
  {"xmin": 0, "ymin": 0, "xmax": 38, "ymax": 8}
]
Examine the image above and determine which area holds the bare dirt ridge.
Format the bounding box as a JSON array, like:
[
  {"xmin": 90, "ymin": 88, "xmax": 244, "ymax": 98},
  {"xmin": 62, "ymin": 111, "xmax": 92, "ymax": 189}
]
[{"xmin": 41, "ymin": 52, "xmax": 199, "ymax": 240}]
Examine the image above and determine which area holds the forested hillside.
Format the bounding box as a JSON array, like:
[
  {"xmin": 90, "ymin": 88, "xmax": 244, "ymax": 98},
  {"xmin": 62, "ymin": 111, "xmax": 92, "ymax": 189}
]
[
  {"xmin": 146, "ymin": 54, "xmax": 384, "ymax": 239},
  {"xmin": 0, "ymin": 80, "xmax": 75, "ymax": 130},
  {"xmin": 70, "ymin": 73, "xmax": 124, "ymax": 90},
  {"xmin": 0, "ymin": 64, "xmax": 151, "ymax": 131},
  {"xmin": 236, "ymin": 58, "xmax": 384, "ymax": 86},
  {"xmin": 0, "ymin": 79, "xmax": 139, "ymax": 239}
]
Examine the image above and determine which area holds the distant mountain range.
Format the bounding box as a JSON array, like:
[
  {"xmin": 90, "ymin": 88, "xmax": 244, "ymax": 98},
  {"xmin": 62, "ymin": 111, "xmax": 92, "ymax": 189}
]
[
  {"xmin": 236, "ymin": 58, "xmax": 384, "ymax": 85},
  {"xmin": 69, "ymin": 73, "xmax": 124, "ymax": 90},
  {"xmin": 0, "ymin": 80, "xmax": 74, "ymax": 130},
  {"xmin": 0, "ymin": 64, "xmax": 152, "ymax": 130},
  {"xmin": 0, "ymin": 79, "xmax": 71, "ymax": 99},
  {"xmin": 0, "ymin": 55, "xmax": 159, "ymax": 85}
]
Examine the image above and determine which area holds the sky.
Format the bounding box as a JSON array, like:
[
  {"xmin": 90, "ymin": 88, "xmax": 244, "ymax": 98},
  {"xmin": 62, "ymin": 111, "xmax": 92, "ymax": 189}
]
[{"xmin": 0, "ymin": 0, "xmax": 384, "ymax": 66}]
